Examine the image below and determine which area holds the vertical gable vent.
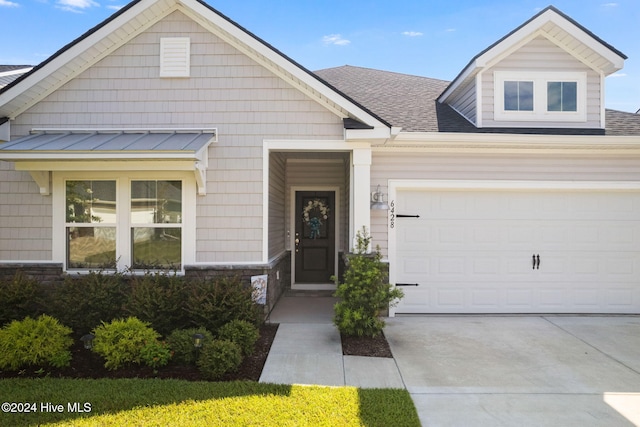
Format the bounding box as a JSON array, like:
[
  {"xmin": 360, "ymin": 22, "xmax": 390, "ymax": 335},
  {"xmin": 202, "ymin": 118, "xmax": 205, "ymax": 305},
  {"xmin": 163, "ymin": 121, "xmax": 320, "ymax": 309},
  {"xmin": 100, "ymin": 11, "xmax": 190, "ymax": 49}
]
[{"xmin": 160, "ymin": 37, "xmax": 190, "ymax": 78}]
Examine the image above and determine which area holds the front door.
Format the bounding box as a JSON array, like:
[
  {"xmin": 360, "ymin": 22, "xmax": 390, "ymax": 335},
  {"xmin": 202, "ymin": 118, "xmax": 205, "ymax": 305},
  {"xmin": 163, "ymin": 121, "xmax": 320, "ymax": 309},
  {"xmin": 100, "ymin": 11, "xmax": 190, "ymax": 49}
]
[{"xmin": 294, "ymin": 191, "xmax": 335, "ymax": 283}]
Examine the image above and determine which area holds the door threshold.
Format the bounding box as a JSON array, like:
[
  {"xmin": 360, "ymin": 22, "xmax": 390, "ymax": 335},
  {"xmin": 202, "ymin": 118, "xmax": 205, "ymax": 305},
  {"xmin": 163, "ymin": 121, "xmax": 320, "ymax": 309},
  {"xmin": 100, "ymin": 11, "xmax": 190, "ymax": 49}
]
[{"xmin": 292, "ymin": 283, "xmax": 336, "ymax": 291}]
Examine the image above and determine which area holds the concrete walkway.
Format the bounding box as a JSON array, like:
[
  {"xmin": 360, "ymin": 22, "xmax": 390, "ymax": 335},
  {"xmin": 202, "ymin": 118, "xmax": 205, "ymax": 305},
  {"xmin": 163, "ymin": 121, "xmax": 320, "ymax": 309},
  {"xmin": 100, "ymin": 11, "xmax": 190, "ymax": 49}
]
[{"xmin": 259, "ymin": 295, "xmax": 405, "ymax": 388}]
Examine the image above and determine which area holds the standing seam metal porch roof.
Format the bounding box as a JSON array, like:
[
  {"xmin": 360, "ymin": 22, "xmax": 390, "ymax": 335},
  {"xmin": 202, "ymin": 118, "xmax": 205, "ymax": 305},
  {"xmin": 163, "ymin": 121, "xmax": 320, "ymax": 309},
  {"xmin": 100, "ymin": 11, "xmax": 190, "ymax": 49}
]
[{"xmin": 0, "ymin": 129, "xmax": 216, "ymax": 159}]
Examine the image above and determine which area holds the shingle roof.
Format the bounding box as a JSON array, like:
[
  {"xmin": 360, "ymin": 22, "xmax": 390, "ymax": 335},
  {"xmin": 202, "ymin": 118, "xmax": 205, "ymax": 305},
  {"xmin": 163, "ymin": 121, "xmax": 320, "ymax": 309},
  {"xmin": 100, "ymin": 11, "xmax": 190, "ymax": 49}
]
[
  {"xmin": 315, "ymin": 66, "xmax": 449, "ymax": 133},
  {"xmin": 315, "ymin": 65, "xmax": 640, "ymax": 136}
]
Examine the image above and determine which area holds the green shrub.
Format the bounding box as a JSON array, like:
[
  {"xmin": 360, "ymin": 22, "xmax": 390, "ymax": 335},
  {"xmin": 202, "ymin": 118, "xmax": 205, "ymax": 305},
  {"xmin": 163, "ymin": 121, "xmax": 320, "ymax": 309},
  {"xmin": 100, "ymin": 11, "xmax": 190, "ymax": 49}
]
[
  {"xmin": 333, "ymin": 227, "xmax": 404, "ymax": 337},
  {"xmin": 0, "ymin": 314, "xmax": 73, "ymax": 370},
  {"xmin": 0, "ymin": 271, "xmax": 44, "ymax": 326},
  {"xmin": 51, "ymin": 271, "xmax": 128, "ymax": 335},
  {"xmin": 196, "ymin": 339, "xmax": 242, "ymax": 380},
  {"xmin": 217, "ymin": 320, "xmax": 259, "ymax": 357},
  {"xmin": 167, "ymin": 328, "xmax": 214, "ymax": 365},
  {"xmin": 184, "ymin": 276, "xmax": 261, "ymax": 333},
  {"xmin": 92, "ymin": 317, "xmax": 160, "ymax": 370},
  {"xmin": 139, "ymin": 340, "xmax": 172, "ymax": 369},
  {"xmin": 124, "ymin": 272, "xmax": 189, "ymax": 335}
]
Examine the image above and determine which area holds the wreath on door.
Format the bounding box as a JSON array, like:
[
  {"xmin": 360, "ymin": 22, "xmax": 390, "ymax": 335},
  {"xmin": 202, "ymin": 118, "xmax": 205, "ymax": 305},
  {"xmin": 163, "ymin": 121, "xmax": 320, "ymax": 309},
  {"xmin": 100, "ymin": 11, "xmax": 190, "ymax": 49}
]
[{"xmin": 302, "ymin": 199, "xmax": 330, "ymax": 239}]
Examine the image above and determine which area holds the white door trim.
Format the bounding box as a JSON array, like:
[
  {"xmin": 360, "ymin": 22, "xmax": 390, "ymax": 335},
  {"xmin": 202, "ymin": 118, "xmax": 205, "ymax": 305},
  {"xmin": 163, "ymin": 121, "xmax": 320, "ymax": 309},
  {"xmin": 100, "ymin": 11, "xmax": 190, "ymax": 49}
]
[
  {"xmin": 290, "ymin": 185, "xmax": 340, "ymax": 290},
  {"xmin": 388, "ymin": 179, "xmax": 640, "ymax": 316}
]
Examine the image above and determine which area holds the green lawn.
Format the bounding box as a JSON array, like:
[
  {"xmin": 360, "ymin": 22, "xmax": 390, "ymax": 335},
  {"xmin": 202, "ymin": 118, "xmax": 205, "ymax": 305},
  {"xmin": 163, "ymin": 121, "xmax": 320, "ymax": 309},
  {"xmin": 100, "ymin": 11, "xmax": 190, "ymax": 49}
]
[{"xmin": 0, "ymin": 378, "xmax": 420, "ymax": 426}]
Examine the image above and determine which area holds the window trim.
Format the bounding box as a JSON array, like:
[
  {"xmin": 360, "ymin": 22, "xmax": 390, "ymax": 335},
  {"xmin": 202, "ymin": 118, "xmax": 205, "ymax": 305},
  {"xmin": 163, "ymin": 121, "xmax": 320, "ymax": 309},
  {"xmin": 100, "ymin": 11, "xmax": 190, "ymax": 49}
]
[
  {"xmin": 494, "ymin": 71, "xmax": 587, "ymax": 122},
  {"xmin": 53, "ymin": 171, "xmax": 196, "ymax": 273}
]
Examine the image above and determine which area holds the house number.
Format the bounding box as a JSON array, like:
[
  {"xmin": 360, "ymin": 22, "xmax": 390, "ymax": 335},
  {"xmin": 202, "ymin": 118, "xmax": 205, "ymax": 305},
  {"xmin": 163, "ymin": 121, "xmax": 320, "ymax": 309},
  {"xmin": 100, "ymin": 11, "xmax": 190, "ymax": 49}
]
[{"xmin": 389, "ymin": 200, "xmax": 395, "ymax": 229}]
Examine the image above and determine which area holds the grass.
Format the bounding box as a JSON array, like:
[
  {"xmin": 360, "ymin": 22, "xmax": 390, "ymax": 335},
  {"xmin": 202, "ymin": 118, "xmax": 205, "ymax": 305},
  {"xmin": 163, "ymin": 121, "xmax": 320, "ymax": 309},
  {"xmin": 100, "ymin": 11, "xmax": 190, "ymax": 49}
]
[{"xmin": 0, "ymin": 378, "xmax": 420, "ymax": 426}]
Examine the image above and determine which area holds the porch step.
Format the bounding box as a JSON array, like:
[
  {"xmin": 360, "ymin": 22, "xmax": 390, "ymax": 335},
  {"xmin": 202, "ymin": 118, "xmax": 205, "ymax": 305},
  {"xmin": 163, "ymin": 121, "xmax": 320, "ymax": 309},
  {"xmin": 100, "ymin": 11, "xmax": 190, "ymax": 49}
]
[{"xmin": 284, "ymin": 289, "xmax": 336, "ymax": 298}]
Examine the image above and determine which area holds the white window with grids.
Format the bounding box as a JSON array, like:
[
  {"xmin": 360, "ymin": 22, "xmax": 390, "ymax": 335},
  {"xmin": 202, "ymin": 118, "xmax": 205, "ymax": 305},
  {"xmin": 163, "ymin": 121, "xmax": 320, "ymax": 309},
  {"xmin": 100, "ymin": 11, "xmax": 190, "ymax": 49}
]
[
  {"xmin": 494, "ymin": 71, "xmax": 587, "ymax": 122},
  {"xmin": 55, "ymin": 171, "xmax": 195, "ymax": 272}
]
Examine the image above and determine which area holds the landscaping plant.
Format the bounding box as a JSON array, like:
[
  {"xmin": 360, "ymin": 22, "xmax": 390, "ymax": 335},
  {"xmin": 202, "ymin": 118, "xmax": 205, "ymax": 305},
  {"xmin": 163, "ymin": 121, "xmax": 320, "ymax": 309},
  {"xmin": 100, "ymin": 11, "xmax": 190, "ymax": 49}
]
[
  {"xmin": 333, "ymin": 227, "xmax": 404, "ymax": 337},
  {"xmin": 217, "ymin": 319, "xmax": 259, "ymax": 356},
  {"xmin": 0, "ymin": 314, "xmax": 73, "ymax": 370},
  {"xmin": 166, "ymin": 327, "xmax": 214, "ymax": 365},
  {"xmin": 124, "ymin": 271, "xmax": 189, "ymax": 335},
  {"xmin": 0, "ymin": 271, "xmax": 43, "ymax": 326},
  {"xmin": 184, "ymin": 276, "xmax": 262, "ymax": 333},
  {"xmin": 196, "ymin": 339, "xmax": 242, "ymax": 380},
  {"xmin": 92, "ymin": 317, "xmax": 162, "ymax": 370},
  {"xmin": 50, "ymin": 271, "xmax": 128, "ymax": 335}
]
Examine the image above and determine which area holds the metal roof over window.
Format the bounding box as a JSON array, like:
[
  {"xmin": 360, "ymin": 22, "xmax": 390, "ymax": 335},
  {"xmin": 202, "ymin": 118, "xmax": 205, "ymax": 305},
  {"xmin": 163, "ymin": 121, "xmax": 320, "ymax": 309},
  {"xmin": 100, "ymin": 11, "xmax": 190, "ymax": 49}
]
[{"xmin": 0, "ymin": 129, "xmax": 216, "ymax": 196}]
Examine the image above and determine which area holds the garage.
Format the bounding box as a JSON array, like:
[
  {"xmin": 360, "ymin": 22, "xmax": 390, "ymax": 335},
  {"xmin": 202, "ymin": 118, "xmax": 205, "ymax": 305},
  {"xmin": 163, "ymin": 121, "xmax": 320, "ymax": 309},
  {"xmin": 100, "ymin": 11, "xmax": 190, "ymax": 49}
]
[{"xmin": 390, "ymin": 182, "xmax": 640, "ymax": 314}]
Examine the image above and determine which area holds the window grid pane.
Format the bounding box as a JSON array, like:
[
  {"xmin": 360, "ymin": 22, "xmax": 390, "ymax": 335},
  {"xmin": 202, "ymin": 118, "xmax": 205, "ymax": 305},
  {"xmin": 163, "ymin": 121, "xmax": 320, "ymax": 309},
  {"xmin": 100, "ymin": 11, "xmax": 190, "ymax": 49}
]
[
  {"xmin": 547, "ymin": 81, "xmax": 577, "ymax": 112},
  {"xmin": 504, "ymin": 81, "xmax": 533, "ymax": 111},
  {"xmin": 131, "ymin": 227, "xmax": 182, "ymax": 269},
  {"xmin": 67, "ymin": 226, "xmax": 116, "ymax": 269},
  {"xmin": 66, "ymin": 180, "xmax": 116, "ymax": 224}
]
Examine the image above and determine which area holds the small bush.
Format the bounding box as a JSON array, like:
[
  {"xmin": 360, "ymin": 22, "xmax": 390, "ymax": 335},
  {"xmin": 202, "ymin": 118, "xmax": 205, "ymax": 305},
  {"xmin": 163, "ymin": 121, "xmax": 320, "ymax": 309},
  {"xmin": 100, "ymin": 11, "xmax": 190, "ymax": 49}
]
[
  {"xmin": 217, "ymin": 320, "xmax": 259, "ymax": 357},
  {"xmin": 0, "ymin": 314, "xmax": 73, "ymax": 370},
  {"xmin": 51, "ymin": 271, "xmax": 128, "ymax": 335},
  {"xmin": 196, "ymin": 339, "xmax": 242, "ymax": 380},
  {"xmin": 167, "ymin": 328, "xmax": 214, "ymax": 365},
  {"xmin": 185, "ymin": 276, "xmax": 261, "ymax": 333},
  {"xmin": 124, "ymin": 272, "xmax": 189, "ymax": 335},
  {"xmin": 333, "ymin": 227, "xmax": 404, "ymax": 337},
  {"xmin": 0, "ymin": 271, "xmax": 44, "ymax": 326},
  {"xmin": 139, "ymin": 340, "xmax": 172, "ymax": 369},
  {"xmin": 92, "ymin": 317, "xmax": 160, "ymax": 370}
]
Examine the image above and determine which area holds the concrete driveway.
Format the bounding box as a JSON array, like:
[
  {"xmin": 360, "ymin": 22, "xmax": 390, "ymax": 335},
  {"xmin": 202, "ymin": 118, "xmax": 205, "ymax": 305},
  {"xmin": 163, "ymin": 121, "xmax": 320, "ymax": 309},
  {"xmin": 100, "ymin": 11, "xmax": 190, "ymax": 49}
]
[{"xmin": 384, "ymin": 316, "xmax": 640, "ymax": 427}]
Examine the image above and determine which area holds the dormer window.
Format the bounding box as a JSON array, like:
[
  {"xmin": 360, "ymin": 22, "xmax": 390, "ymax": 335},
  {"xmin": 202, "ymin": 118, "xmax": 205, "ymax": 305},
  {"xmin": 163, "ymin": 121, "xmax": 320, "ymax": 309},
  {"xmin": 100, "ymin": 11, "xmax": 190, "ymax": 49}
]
[
  {"xmin": 504, "ymin": 81, "xmax": 534, "ymax": 111},
  {"xmin": 495, "ymin": 71, "xmax": 586, "ymax": 122}
]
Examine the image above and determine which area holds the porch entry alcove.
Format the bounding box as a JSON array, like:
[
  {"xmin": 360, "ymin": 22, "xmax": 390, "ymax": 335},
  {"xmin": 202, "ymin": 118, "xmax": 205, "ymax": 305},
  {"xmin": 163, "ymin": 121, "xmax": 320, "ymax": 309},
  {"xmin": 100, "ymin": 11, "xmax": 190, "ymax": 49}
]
[{"xmin": 267, "ymin": 151, "xmax": 352, "ymax": 291}]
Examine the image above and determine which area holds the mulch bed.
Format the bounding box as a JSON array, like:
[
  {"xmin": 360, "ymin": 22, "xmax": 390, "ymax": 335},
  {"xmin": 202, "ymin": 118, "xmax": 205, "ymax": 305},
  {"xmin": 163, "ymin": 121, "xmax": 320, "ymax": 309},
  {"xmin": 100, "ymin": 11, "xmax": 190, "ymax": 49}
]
[
  {"xmin": 0, "ymin": 323, "xmax": 394, "ymax": 381},
  {"xmin": 341, "ymin": 331, "xmax": 393, "ymax": 358}
]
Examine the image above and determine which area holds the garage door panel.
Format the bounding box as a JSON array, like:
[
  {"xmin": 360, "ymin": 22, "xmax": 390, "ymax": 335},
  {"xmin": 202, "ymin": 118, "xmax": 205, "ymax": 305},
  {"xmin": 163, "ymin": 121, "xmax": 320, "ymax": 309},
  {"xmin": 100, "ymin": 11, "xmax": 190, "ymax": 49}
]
[{"xmin": 394, "ymin": 188, "xmax": 640, "ymax": 314}]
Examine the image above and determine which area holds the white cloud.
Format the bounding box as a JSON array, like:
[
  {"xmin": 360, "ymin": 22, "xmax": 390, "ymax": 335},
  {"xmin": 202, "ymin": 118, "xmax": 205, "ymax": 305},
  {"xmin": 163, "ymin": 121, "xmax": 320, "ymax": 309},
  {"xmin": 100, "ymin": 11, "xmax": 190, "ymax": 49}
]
[
  {"xmin": 608, "ymin": 72, "xmax": 627, "ymax": 78},
  {"xmin": 106, "ymin": 4, "xmax": 122, "ymax": 10},
  {"xmin": 445, "ymin": 28, "xmax": 456, "ymax": 32},
  {"xmin": 602, "ymin": 2, "xmax": 619, "ymax": 7},
  {"xmin": 402, "ymin": 31, "xmax": 423, "ymax": 37},
  {"xmin": 56, "ymin": 0, "xmax": 99, "ymax": 12},
  {"xmin": 0, "ymin": 0, "xmax": 19, "ymax": 7},
  {"xmin": 322, "ymin": 34, "xmax": 351, "ymax": 46}
]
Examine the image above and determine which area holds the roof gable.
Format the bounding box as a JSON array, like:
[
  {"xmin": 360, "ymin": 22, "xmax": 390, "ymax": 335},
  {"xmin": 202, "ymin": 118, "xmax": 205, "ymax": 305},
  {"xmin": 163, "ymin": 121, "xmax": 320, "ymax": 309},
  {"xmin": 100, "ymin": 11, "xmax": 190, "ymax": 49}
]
[
  {"xmin": 439, "ymin": 5, "xmax": 626, "ymax": 104},
  {"xmin": 0, "ymin": 0, "xmax": 389, "ymax": 132}
]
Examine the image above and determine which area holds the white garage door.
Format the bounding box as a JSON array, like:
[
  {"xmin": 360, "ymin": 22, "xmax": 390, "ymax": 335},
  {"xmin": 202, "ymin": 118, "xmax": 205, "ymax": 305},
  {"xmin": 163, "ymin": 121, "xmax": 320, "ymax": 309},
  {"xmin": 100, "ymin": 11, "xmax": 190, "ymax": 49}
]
[{"xmin": 393, "ymin": 188, "xmax": 640, "ymax": 314}]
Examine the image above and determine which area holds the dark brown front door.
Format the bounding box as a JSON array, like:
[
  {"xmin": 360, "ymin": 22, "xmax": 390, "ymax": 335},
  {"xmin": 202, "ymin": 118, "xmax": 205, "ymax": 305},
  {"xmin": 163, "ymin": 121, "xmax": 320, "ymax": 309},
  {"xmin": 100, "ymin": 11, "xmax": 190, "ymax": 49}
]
[{"xmin": 295, "ymin": 191, "xmax": 335, "ymax": 283}]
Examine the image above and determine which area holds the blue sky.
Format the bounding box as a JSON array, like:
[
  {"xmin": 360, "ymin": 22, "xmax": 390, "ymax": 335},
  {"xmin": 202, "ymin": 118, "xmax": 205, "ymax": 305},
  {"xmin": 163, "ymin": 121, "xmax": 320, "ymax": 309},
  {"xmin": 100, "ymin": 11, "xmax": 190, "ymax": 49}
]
[{"xmin": 1, "ymin": 0, "xmax": 639, "ymax": 112}]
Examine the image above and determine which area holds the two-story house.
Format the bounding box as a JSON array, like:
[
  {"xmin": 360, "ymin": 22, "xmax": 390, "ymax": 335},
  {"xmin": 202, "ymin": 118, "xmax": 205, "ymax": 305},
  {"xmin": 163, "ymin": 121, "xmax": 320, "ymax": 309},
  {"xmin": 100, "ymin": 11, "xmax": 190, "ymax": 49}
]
[{"xmin": 1, "ymin": 1, "xmax": 639, "ymax": 315}]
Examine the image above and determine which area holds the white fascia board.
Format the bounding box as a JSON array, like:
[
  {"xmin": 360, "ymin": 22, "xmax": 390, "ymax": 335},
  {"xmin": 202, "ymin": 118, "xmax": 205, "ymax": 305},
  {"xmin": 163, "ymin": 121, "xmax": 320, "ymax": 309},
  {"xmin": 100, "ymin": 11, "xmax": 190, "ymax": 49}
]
[
  {"xmin": 180, "ymin": 0, "xmax": 388, "ymax": 129},
  {"xmin": 345, "ymin": 127, "xmax": 392, "ymax": 141},
  {"xmin": 0, "ymin": 0, "xmax": 168, "ymax": 118},
  {"xmin": 379, "ymin": 132, "xmax": 640, "ymax": 155}
]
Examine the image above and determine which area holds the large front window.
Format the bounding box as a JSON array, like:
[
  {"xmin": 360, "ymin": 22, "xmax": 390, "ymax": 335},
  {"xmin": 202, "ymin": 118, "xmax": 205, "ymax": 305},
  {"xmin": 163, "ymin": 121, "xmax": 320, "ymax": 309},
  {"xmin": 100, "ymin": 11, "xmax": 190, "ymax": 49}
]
[{"xmin": 63, "ymin": 177, "xmax": 186, "ymax": 271}]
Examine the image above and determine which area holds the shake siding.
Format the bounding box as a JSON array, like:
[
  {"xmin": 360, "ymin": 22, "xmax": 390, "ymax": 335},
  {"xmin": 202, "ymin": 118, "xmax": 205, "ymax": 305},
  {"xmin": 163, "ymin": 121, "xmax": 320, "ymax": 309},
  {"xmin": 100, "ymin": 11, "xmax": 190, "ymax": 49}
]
[
  {"xmin": 481, "ymin": 36, "xmax": 601, "ymax": 128},
  {"xmin": 6, "ymin": 11, "xmax": 344, "ymax": 264},
  {"xmin": 371, "ymin": 151, "xmax": 640, "ymax": 256},
  {"xmin": 0, "ymin": 163, "xmax": 52, "ymax": 260}
]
